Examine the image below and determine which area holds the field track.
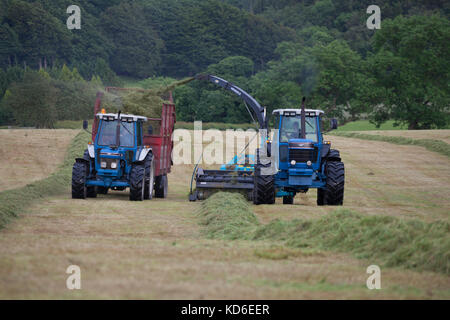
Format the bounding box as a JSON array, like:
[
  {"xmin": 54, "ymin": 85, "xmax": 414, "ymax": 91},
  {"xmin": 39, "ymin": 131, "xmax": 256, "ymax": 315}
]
[{"xmin": 0, "ymin": 130, "xmax": 448, "ymax": 299}]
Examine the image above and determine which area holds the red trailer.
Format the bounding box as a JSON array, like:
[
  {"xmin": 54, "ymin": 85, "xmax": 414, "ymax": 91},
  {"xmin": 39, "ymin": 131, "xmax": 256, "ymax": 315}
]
[{"xmin": 91, "ymin": 88, "xmax": 175, "ymax": 187}]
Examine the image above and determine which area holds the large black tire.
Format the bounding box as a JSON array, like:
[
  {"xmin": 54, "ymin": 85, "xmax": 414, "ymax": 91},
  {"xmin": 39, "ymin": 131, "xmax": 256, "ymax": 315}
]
[
  {"xmin": 72, "ymin": 161, "xmax": 87, "ymax": 199},
  {"xmin": 253, "ymin": 165, "xmax": 275, "ymax": 205},
  {"xmin": 130, "ymin": 163, "xmax": 145, "ymax": 201},
  {"xmin": 97, "ymin": 187, "xmax": 108, "ymax": 195},
  {"xmin": 327, "ymin": 149, "xmax": 341, "ymax": 161},
  {"xmin": 155, "ymin": 175, "xmax": 168, "ymax": 198},
  {"xmin": 317, "ymin": 188, "xmax": 325, "ymax": 206},
  {"xmin": 144, "ymin": 155, "xmax": 155, "ymax": 200},
  {"xmin": 283, "ymin": 196, "xmax": 294, "ymax": 205},
  {"xmin": 323, "ymin": 161, "xmax": 345, "ymax": 205},
  {"xmin": 82, "ymin": 150, "xmax": 97, "ymax": 198}
]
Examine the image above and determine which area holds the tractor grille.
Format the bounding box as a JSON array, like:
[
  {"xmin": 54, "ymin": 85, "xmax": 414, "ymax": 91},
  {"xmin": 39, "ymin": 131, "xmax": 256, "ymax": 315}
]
[{"xmin": 289, "ymin": 148, "xmax": 317, "ymax": 163}]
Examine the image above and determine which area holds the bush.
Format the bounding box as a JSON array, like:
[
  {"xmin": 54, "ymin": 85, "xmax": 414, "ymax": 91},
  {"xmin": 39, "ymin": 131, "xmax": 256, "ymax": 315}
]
[{"xmin": 4, "ymin": 71, "xmax": 58, "ymax": 128}]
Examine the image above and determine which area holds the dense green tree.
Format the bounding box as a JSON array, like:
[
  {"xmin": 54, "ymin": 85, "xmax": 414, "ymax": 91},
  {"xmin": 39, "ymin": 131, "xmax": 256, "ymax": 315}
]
[
  {"xmin": 367, "ymin": 15, "xmax": 450, "ymax": 129},
  {"xmin": 0, "ymin": 23, "xmax": 21, "ymax": 67},
  {"xmin": 99, "ymin": 1, "xmax": 164, "ymax": 78},
  {"xmin": 143, "ymin": 0, "xmax": 295, "ymax": 76},
  {"xmin": 5, "ymin": 0, "xmax": 71, "ymax": 69},
  {"xmin": 311, "ymin": 40, "xmax": 366, "ymax": 118},
  {"xmin": 4, "ymin": 71, "xmax": 58, "ymax": 128}
]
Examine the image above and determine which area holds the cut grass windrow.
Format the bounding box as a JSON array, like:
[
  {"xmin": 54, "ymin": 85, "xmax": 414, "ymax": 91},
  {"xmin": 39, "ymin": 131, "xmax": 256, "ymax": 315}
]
[
  {"xmin": 199, "ymin": 192, "xmax": 450, "ymax": 275},
  {"xmin": 0, "ymin": 130, "xmax": 89, "ymax": 229},
  {"xmin": 329, "ymin": 131, "xmax": 450, "ymax": 158}
]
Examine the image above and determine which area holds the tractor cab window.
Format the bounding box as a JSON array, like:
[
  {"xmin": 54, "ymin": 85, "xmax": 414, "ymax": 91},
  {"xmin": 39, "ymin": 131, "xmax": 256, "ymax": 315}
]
[
  {"xmin": 280, "ymin": 115, "xmax": 318, "ymax": 143},
  {"xmin": 98, "ymin": 120, "xmax": 135, "ymax": 148}
]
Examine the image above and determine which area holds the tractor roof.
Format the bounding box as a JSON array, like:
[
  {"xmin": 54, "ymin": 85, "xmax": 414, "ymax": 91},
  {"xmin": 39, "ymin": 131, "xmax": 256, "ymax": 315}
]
[
  {"xmin": 272, "ymin": 109, "xmax": 324, "ymax": 116},
  {"xmin": 96, "ymin": 113, "xmax": 147, "ymax": 122}
]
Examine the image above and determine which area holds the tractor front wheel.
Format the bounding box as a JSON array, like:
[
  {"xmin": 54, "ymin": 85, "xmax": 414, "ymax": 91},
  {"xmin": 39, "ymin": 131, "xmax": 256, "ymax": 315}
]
[
  {"xmin": 82, "ymin": 150, "xmax": 97, "ymax": 198},
  {"xmin": 322, "ymin": 161, "xmax": 345, "ymax": 205},
  {"xmin": 97, "ymin": 187, "xmax": 108, "ymax": 195},
  {"xmin": 72, "ymin": 161, "xmax": 87, "ymax": 199},
  {"xmin": 283, "ymin": 196, "xmax": 294, "ymax": 205},
  {"xmin": 155, "ymin": 175, "xmax": 168, "ymax": 198},
  {"xmin": 317, "ymin": 188, "xmax": 325, "ymax": 206},
  {"xmin": 253, "ymin": 165, "xmax": 275, "ymax": 205},
  {"xmin": 130, "ymin": 163, "xmax": 145, "ymax": 201}
]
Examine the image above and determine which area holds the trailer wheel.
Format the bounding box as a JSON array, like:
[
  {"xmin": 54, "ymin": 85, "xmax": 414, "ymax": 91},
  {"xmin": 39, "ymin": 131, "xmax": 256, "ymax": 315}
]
[
  {"xmin": 323, "ymin": 161, "xmax": 345, "ymax": 205},
  {"xmin": 144, "ymin": 155, "xmax": 154, "ymax": 200},
  {"xmin": 155, "ymin": 175, "xmax": 168, "ymax": 198},
  {"xmin": 130, "ymin": 163, "xmax": 145, "ymax": 201},
  {"xmin": 283, "ymin": 196, "xmax": 294, "ymax": 205},
  {"xmin": 83, "ymin": 150, "xmax": 97, "ymax": 198},
  {"xmin": 253, "ymin": 165, "xmax": 275, "ymax": 205},
  {"xmin": 72, "ymin": 161, "xmax": 87, "ymax": 199}
]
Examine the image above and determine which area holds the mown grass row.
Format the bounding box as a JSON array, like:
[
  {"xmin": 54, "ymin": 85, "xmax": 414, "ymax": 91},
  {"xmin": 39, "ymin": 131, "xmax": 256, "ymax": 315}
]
[
  {"xmin": 329, "ymin": 131, "xmax": 450, "ymax": 158},
  {"xmin": 199, "ymin": 192, "xmax": 450, "ymax": 275},
  {"xmin": 0, "ymin": 131, "xmax": 89, "ymax": 229}
]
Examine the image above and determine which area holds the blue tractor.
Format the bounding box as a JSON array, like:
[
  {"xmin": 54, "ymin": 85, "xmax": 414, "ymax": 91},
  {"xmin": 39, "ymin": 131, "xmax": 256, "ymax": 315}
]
[
  {"xmin": 72, "ymin": 112, "xmax": 155, "ymax": 201},
  {"xmin": 190, "ymin": 75, "xmax": 345, "ymax": 206}
]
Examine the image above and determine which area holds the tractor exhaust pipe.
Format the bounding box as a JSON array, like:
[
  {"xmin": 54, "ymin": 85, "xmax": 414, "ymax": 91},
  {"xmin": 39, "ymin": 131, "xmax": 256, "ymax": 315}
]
[{"xmin": 300, "ymin": 97, "xmax": 306, "ymax": 139}]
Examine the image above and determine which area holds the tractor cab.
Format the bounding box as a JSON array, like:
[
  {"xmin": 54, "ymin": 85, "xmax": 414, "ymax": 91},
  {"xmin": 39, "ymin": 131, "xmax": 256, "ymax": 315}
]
[
  {"xmin": 273, "ymin": 109, "xmax": 324, "ymax": 171},
  {"xmin": 271, "ymin": 109, "xmax": 326, "ymax": 196},
  {"xmin": 73, "ymin": 112, "xmax": 155, "ymax": 201},
  {"xmin": 92, "ymin": 113, "xmax": 148, "ymax": 175}
]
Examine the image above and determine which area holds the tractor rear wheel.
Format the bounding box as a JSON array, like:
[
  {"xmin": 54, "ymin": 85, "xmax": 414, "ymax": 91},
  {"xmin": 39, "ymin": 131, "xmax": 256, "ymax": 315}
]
[
  {"xmin": 130, "ymin": 163, "xmax": 145, "ymax": 201},
  {"xmin": 283, "ymin": 196, "xmax": 294, "ymax": 205},
  {"xmin": 253, "ymin": 165, "xmax": 275, "ymax": 205},
  {"xmin": 72, "ymin": 161, "xmax": 87, "ymax": 199},
  {"xmin": 323, "ymin": 161, "xmax": 345, "ymax": 205},
  {"xmin": 144, "ymin": 155, "xmax": 155, "ymax": 200},
  {"xmin": 155, "ymin": 175, "xmax": 168, "ymax": 198}
]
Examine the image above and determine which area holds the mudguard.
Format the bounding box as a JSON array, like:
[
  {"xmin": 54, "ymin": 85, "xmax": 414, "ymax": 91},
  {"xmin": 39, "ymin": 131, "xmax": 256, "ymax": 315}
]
[
  {"xmin": 138, "ymin": 148, "xmax": 152, "ymax": 162},
  {"xmin": 75, "ymin": 158, "xmax": 89, "ymax": 164}
]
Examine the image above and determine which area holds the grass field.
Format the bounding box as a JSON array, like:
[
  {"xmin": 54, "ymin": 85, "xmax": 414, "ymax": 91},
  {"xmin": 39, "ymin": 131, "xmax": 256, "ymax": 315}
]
[
  {"xmin": 0, "ymin": 129, "xmax": 448, "ymax": 299},
  {"xmin": 0, "ymin": 129, "xmax": 78, "ymax": 192},
  {"xmin": 336, "ymin": 120, "xmax": 408, "ymax": 131},
  {"xmin": 352, "ymin": 130, "xmax": 450, "ymax": 144}
]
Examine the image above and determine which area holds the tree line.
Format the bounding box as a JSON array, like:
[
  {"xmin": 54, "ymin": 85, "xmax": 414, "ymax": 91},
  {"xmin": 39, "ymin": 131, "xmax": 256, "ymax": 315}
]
[{"xmin": 0, "ymin": 0, "xmax": 448, "ymax": 129}]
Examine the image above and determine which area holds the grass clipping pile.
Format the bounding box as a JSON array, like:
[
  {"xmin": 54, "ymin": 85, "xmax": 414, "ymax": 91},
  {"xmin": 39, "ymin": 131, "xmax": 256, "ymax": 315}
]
[
  {"xmin": 199, "ymin": 192, "xmax": 450, "ymax": 275},
  {"xmin": 117, "ymin": 78, "xmax": 195, "ymax": 126}
]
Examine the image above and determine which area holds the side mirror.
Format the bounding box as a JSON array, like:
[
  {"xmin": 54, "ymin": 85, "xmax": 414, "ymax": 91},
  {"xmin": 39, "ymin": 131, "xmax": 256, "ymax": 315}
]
[
  {"xmin": 83, "ymin": 120, "xmax": 88, "ymax": 130},
  {"xmin": 147, "ymin": 125, "xmax": 153, "ymax": 135},
  {"xmin": 330, "ymin": 118, "xmax": 338, "ymax": 130}
]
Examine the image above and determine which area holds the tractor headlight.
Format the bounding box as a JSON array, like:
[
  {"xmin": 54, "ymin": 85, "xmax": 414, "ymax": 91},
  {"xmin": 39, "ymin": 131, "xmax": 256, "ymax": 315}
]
[
  {"xmin": 307, "ymin": 160, "xmax": 312, "ymax": 166},
  {"xmin": 101, "ymin": 161, "xmax": 107, "ymax": 169},
  {"xmin": 111, "ymin": 161, "xmax": 117, "ymax": 169},
  {"xmin": 291, "ymin": 160, "xmax": 296, "ymax": 166}
]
